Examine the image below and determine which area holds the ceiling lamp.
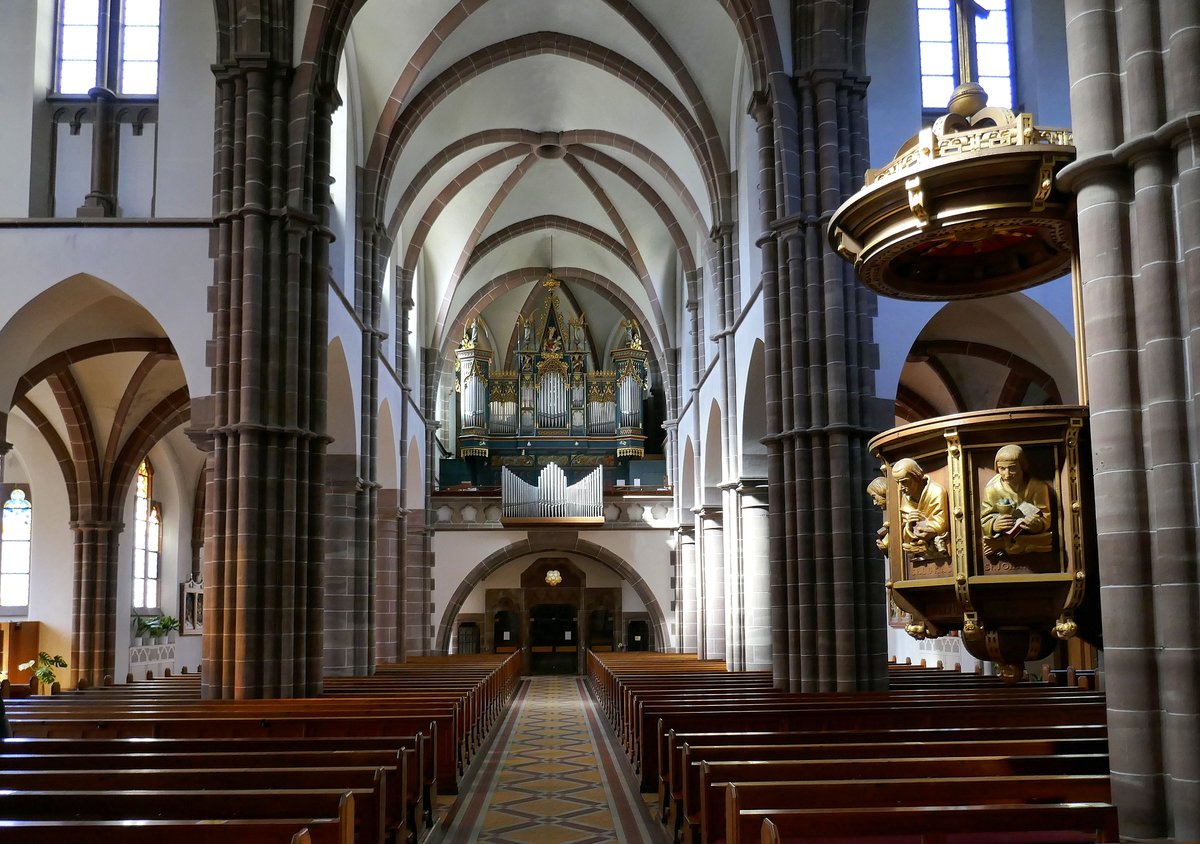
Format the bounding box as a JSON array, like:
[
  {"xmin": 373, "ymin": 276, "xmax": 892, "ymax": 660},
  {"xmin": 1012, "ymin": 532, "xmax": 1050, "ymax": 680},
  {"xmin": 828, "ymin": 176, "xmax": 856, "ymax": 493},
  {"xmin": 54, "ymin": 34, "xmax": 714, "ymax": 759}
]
[
  {"xmin": 544, "ymin": 569, "xmax": 563, "ymax": 587},
  {"xmin": 828, "ymin": 82, "xmax": 1076, "ymax": 300}
]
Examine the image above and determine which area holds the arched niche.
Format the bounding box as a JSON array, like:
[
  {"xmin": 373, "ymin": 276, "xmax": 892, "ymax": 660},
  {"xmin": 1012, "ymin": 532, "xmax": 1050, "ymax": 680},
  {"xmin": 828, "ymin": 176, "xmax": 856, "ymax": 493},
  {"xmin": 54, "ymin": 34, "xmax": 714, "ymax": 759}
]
[
  {"xmin": 326, "ymin": 337, "xmax": 358, "ymax": 456},
  {"xmin": 702, "ymin": 399, "xmax": 723, "ymax": 506},
  {"xmin": 740, "ymin": 339, "xmax": 767, "ymax": 478},
  {"xmin": 895, "ymin": 294, "xmax": 1077, "ymax": 425},
  {"xmin": 434, "ymin": 537, "xmax": 668, "ymax": 663}
]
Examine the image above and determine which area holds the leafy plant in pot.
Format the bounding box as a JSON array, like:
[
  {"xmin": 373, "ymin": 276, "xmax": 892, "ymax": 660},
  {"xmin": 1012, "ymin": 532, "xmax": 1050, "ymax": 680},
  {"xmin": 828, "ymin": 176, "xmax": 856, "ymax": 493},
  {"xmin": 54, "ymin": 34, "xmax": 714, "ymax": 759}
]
[
  {"xmin": 159, "ymin": 615, "xmax": 180, "ymax": 643},
  {"xmin": 19, "ymin": 651, "xmax": 67, "ymax": 694},
  {"xmin": 133, "ymin": 614, "xmax": 160, "ymax": 645}
]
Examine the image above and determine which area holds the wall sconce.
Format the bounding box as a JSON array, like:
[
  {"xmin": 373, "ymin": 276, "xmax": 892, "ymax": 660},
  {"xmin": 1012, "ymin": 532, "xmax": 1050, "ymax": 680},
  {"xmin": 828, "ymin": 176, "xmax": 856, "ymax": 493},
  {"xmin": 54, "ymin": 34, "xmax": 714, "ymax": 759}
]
[{"xmin": 545, "ymin": 569, "xmax": 563, "ymax": 586}]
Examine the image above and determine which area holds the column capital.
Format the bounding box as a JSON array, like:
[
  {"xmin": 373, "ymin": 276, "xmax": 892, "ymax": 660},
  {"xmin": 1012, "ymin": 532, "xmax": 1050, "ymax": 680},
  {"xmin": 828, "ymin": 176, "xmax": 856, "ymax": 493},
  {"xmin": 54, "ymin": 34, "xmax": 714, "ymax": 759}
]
[{"xmin": 747, "ymin": 90, "xmax": 773, "ymax": 123}]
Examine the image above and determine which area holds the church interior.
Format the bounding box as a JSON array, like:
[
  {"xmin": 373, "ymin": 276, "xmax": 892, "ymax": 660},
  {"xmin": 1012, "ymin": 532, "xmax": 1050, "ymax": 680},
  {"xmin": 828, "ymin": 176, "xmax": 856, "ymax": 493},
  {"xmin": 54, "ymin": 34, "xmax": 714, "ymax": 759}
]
[{"xmin": 0, "ymin": 0, "xmax": 1197, "ymax": 841}]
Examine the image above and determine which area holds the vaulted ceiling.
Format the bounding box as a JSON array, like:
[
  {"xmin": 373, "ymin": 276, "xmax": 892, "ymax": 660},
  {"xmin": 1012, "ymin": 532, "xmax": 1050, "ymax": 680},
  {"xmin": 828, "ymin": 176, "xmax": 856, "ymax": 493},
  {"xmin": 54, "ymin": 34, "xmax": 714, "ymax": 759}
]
[{"xmin": 337, "ymin": 0, "xmax": 758, "ymax": 389}]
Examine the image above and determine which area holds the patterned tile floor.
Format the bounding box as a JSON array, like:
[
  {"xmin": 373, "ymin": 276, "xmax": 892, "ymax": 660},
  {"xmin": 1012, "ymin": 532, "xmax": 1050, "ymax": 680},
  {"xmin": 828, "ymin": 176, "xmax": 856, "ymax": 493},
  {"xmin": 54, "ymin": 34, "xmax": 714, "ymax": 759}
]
[{"xmin": 443, "ymin": 675, "xmax": 668, "ymax": 843}]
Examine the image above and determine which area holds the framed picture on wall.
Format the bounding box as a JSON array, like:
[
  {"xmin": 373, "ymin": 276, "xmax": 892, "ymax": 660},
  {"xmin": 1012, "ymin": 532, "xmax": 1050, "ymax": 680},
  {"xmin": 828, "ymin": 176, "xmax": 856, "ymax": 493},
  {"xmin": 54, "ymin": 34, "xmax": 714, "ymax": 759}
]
[{"xmin": 181, "ymin": 576, "xmax": 203, "ymax": 635}]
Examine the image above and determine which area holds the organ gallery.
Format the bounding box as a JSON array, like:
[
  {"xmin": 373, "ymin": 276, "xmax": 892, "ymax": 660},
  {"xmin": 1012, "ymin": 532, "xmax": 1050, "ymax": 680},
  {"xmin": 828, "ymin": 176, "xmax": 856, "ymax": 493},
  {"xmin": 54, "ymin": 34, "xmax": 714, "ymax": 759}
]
[{"xmin": 453, "ymin": 276, "xmax": 650, "ymax": 481}]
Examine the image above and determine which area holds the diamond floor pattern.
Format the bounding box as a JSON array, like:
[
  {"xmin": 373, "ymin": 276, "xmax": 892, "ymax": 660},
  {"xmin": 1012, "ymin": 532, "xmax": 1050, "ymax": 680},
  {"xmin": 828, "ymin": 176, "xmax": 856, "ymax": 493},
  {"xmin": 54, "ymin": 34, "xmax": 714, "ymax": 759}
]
[{"xmin": 444, "ymin": 675, "xmax": 667, "ymax": 843}]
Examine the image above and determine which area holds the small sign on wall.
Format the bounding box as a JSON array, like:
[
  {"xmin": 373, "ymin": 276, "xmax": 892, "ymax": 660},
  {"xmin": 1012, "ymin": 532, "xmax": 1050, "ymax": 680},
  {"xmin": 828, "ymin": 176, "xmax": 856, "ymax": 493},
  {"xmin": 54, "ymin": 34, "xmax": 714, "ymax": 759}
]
[
  {"xmin": 564, "ymin": 631, "xmax": 572, "ymax": 641},
  {"xmin": 503, "ymin": 631, "xmax": 510, "ymax": 641}
]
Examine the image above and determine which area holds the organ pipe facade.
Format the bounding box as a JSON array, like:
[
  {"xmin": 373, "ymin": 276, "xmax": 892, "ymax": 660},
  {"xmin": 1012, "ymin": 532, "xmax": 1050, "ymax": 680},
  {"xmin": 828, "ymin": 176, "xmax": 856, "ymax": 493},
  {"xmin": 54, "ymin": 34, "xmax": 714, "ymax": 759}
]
[{"xmin": 455, "ymin": 277, "xmax": 649, "ymax": 461}]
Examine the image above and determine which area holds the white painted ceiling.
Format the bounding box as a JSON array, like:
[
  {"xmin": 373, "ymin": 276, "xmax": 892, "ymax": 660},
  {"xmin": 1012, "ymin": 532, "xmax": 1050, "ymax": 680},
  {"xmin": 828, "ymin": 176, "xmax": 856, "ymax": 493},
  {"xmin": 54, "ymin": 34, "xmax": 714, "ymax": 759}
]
[{"xmin": 342, "ymin": 0, "xmax": 746, "ymax": 365}]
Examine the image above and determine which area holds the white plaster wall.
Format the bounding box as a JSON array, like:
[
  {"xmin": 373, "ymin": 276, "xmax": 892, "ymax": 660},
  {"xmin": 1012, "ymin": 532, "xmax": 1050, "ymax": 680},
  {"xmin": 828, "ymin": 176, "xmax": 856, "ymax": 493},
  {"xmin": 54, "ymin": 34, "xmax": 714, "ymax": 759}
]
[
  {"xmin": 887, "ymin": 627, "xmax": 983, "ymax": 674},
  {"xmin": 118, "ymin": 125, "xmax": 157, "ymax": 217},
  {"xmin": 3, "ymin": 417, "xmax": 204, "ymax": 683},
  {"xmin": 53, "ymin": 124, "xmax": 93, "ymax": 217},
  {"xmin": 455, "ymin": 554, "xmax": 634, "ymax": 616},
  {"xmin": 865, "ymin": 0, "xmax": 1075, "ymax": 401},
  {"xmin": 431, "ymin": 528, "xmax": 673, "ymax": 645},
  {"xmin": 113, "ymin": 434, "xmax": 204, "ymax": 680},
  {"xmin": 3, "ymin": 414, "xmax": 73, "ymax": 665},
  {"xmin": 431, "ymin": 531, "xmax": 526, "ymax": 627},
  {"xmin": 0, "ymin": 228, "xmax": 211, "ymax": 402},
  {"xmin": 155, "ymin": 0, "xmax": 218, "ymax": 218},
  {"xmin": 0, "ymin": 1, "xmax": 47, "ymax": 216}
]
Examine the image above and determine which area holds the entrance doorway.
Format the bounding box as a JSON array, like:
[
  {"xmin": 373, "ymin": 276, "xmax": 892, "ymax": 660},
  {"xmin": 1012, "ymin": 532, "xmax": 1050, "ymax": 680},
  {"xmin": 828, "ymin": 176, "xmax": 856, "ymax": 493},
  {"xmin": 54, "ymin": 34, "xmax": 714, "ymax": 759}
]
[
  {"xmin": 457, "ymin": 621, "xmax": 480, "ymax": 654},
  {"xmin": 627, "ymin": 619, "xmax": 651, "ymax": 651},
  {"xmin": 529, "ymin": 603, "xmax": 577, "ymax": 674}
]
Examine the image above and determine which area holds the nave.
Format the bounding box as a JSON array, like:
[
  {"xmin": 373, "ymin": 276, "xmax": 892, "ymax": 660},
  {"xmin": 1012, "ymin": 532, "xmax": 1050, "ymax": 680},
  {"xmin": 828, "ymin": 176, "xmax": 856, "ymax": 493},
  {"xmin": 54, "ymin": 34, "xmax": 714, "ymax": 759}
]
[
  {"xmin": 0, "ymin": 650, "xmax": 1122, "ymax": 843},
  {"xmin": 444, "ymin": 675, "xmax": 667, "ymax": 844}
]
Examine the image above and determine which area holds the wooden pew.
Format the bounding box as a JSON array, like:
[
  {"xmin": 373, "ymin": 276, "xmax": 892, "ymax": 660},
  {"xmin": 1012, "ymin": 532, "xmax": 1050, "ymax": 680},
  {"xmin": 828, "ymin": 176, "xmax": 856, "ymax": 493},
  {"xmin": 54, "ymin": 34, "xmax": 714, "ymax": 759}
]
[
  {"xmin": 0, "ymin": 766, "xmax": 395, "ymax": 844},
  {"xmin": 638, "ymin": 686, "xmax": 1100, "ymax": 786},
  {"xmin": 1, "ymin": 731, "xmax": 434, "ymax": 833},
  {"xmin": 660, "ymin": 725, "xmax": 1108, "ymax": 823},
  {"xmin": 695, "ymin": 755, "xmax": 1110, "ymax": 844},
  {"xmin": 0, "ymin": 817, "xmax": 351, "ymax": 844},
  {"xmin": 0, "ymin": 747, "xmax": 421, "ymax": 840},
  {"xmin": 0, "ymin": 790, "xmax": 361, "ymax": 844},
  {"xmin": 643, "ymin": 697, "xmax": 1107, "ymax": 792},
  {"xmin": 7, "ymin": 709, "xmax": 461, "ymax": 793},
  {"xmin": 752, "ymin": 803, "xmax": 1119, "ymax": 844},
  {"xmin": 667, "ymin": 735, "xmax": 1109, "ymax": 838}
]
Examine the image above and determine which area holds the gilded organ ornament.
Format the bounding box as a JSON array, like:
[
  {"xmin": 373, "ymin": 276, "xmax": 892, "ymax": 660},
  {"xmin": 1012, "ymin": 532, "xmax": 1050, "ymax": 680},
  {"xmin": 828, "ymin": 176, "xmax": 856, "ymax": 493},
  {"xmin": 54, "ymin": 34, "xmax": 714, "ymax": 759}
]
[{"xmin": 454, "ymin": 279, "xmax": 649, "ymax": 461}]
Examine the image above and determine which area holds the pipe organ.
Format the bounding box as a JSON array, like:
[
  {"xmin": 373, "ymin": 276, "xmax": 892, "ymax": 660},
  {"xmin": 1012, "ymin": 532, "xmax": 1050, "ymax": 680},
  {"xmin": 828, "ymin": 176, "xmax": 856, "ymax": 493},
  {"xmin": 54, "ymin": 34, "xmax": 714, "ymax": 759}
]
[
  {"xmin": 456, "ymin": 277, "xmax": 649, "ymax": 463},
  {"xmin": 501, "ymin": 463, "xmax": 604, "ymax": 525}
]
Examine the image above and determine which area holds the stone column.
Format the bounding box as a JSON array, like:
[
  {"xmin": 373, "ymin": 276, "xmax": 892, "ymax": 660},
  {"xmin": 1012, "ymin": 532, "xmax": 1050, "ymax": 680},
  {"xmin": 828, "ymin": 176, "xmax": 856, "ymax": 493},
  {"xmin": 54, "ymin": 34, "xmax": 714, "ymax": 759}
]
[
  {"xmin": 70, "ymin": 519, "xmax": 122, "ymax": 687},
  {"xmin": 697, "ymin": 506, "xmax": 725, "ymax": 661},
  {"xmin": 1059, "ymin": 2, "xmax": 1200, "ymax": 837},
  {"xmin": 719, "ymin": 480, "xmax": 744, "ymax": 670},
  {"xmin": 738, "ymin": 479, "xmax": 772, "ymax": 670},
  {"xmin": 204, "ymin": 34, "xmax": 332, "ymax": 697},
  {"xmin": 676, "ymin": 525, "xmax": 698, "ymax": 653},
  {"xmin": 374, "ymin": 493, "xmax": 402, "ymax": 663},
  {"xmin": 352, "ymin": 205, "xmax": 390, "ymax": 676},
  {"xmin": 758, "ymin": 20, "xmax": 887, "ymax": 691},
  {"xmin": 76, "ymin": 87, "xmax": 118, "ymax": 217},
  {"xmin": 322, "ymin": 454, "xmax": 359, "ymax": 676}
]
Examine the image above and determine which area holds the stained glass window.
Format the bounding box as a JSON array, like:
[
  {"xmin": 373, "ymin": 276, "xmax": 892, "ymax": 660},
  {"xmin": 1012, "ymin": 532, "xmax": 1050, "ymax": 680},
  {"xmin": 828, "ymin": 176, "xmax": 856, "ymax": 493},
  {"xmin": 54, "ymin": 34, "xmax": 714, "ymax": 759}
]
[
  {"xmin": 132, "ymin": 459, "xmax": 161, "ymax": 609},
  {"xmin": 1, "ymin": 489, "xmax": 32, "ymax": 608}
]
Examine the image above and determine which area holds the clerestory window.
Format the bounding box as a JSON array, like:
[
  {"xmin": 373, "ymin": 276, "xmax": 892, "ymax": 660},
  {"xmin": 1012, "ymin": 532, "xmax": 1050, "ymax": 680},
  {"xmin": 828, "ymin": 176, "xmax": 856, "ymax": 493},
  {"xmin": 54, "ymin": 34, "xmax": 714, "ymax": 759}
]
[
  {"xmin": 56, "ymin": 0, "xmax": 161, "ymax": 96},
  {"xmin": 918, "ymin": 0, "xmax": 1013, "ymax": 112},
  {"xmin": 1, "ymin": 488, "xmax": 32, "ymax": 610}
]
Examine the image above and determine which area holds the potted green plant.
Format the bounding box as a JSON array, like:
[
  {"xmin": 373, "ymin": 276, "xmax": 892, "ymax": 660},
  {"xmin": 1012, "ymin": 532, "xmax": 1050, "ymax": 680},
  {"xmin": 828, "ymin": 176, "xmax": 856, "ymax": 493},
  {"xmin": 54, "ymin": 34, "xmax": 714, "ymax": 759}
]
[
  {"xmin": 159, "ymin": 615, "xmax": 180, "ymax": 643},
  {"xmin": 133, "ymin": 614, "xmax": 159, "ymax": 645},
  {"xmin": 18, "ymin": 652, "xmax": 67, "ymax": 694}
]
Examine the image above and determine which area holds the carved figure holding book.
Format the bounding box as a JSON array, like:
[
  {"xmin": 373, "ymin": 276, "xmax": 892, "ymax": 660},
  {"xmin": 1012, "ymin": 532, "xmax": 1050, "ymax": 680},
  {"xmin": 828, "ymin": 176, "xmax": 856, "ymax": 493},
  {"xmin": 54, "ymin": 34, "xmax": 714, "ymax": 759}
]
[{"xmin": 980, "ymin": 443, "xmax": 1054, "ymax": 556}]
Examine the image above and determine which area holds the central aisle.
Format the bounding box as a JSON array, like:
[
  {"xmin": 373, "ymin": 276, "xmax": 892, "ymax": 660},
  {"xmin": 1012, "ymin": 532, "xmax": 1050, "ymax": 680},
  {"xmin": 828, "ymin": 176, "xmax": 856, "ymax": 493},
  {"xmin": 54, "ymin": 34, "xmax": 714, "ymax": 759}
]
[{"xmin": 445, "ymin": 675, "xmax": 668, "ymax": 843}]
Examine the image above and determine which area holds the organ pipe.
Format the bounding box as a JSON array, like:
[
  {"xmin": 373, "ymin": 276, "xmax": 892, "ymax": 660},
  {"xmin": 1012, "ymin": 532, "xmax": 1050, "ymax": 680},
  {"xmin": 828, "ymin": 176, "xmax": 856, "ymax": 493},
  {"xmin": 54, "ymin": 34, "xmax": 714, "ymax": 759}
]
[
  {"xmin": 455, "ymin": 283, "xmax": 648, "ymax": 458},
  {"xmin": 501, "ymin": 464, "xmax": 604, "ymax": 523}
]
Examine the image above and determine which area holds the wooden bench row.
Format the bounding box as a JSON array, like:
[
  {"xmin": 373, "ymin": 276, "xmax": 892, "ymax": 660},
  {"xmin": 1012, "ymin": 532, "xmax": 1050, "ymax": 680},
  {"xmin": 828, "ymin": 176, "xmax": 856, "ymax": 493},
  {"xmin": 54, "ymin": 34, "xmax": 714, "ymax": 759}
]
[
  {"xmin": 587, "ymin": 650, "xmax": 1116, "ymax": 844},
  {"xmin": 0, "ymin": 652, "xmax": 522, "ymax": 843}
]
